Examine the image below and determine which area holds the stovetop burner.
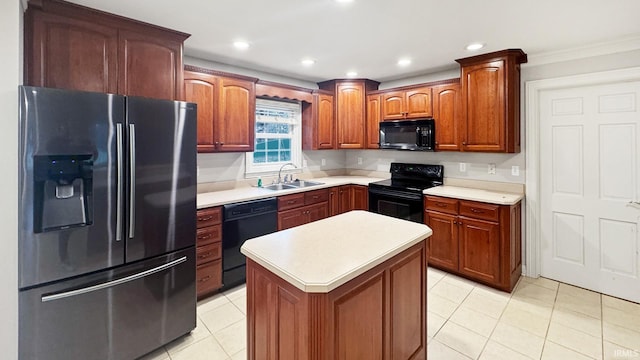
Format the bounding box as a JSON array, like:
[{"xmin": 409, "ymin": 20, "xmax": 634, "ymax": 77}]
[{"xmin": 369, "ymin": 163, "xmax": 444, "ymax": 193}]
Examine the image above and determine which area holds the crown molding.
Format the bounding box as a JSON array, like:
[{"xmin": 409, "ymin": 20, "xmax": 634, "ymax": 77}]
[{"xmin": 524, "ymin": 35, "xmax": 640, "ymax": 67}]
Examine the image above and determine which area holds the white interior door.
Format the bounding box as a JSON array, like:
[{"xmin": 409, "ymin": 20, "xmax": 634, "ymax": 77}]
[{"xmin": 540, "ymin": 81, "xmax": 640, "ymax": 303}]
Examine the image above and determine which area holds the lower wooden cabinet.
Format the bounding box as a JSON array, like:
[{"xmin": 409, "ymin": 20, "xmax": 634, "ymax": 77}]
[
  {"xmin": 196, "ymin": 206, "xmax": 223, "ymax": 297},
  {"xmin": 277, "ymin": 189, "xmax": 329, "ymax": 230},
  {"xmin": 329, "ymin": 185, "xmax": 369, "ymax": 216},
  {"xmin": 424, "ymin": 195, "xmax": 521, "ymax": 292},
  {"xmin": 246, "ymin": 241, "xmax": 426, "ymax": 360}
]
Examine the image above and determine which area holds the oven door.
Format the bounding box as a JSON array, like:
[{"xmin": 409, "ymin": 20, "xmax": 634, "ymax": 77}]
[{"xmin": 368, "ymin": 187, "xmax": 424, "ymax": 223}]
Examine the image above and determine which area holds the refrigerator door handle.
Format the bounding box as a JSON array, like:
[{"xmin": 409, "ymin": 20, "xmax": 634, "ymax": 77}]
[
  {"xmin": 116, "ymin": 123, "xmax": 124, "ymax": 242},
  {"xmin": 41, "ymin": 256, "xmax": 187, "ymax": 302},
  {"xmin": 128, "ymin": 123, "xmax": 136, "ymax": 239}
]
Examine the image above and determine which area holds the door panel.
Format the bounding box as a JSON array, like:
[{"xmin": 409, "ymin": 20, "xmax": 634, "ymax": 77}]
[
  {"xmin": 184, "ymin": 71, "xmax": 217, "ymax": 152},
  {"xmin": 405, "ymin": 87, "xmax": 433, "ymax": 118},
  {"xmin": 217, "ymin": 77, "xmax": 255, "ymax": 152},
  {"xmin": 540, "ymin": 81, "xmax": 640, "ymax": 302},
  {"xmin": 125, "ymin": 97, "xmax": 197, "ymax": 262},
  {"xmin": 19, "ymin": 87, "xmax": 125, "ymax": 288},
  {"xmin": 458, "ymin": 217, "xmax": 500, "ymax": 284},
  {"xmin": 425, "ymin": 211, "xmax": 458, "ymax": 271}
]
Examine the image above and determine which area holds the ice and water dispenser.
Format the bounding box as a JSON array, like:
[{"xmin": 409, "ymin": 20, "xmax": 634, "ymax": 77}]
[{"xmin": 33, "ymin": 155, "xmax": 94, "ymax": 232}]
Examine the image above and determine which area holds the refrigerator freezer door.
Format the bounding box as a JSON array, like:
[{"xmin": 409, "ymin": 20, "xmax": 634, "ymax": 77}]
[
  {"xmin": 19, "ymin": 247, "xmax": 196, "ymax": 360},
  {"xmin": 18, "ymin": 86, "xmax": 126, "ymax": 289},
  {"xmin": 125, "ymin": 97, "xmax": 197, "ymax": 263}
]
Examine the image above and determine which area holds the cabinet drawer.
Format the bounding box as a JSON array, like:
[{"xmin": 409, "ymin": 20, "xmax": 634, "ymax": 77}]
[
  {"xmin": 425, "ymin": 196, "xmax": 458, "ymax": 215},
  {"xmin": 196, "ymin": 259, "xmax": 222, "ymax": 296},
  {"xmin": 196, "ymin": 241, "xmax": 222, "ymax": 266},
  {"xmin": 196, "ymin": 224, "xmax": 221, "ymax": 246},
  {"xmin": 197, "ymin": 207, "xmax": 222, "ymax": 228},
  {"xmin": 459, "ymin": 201, "xmax": 500, "ymax": 222},
  {"xmin": 278, "ymin": 193, "xmax": 305, "ymax": 211},
  {"xmin": 304, "ymin": 189, "xmax": 329, "ymax": 205}
]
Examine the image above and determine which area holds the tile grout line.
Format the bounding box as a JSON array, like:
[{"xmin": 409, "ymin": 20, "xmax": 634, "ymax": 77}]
[{"xmin": 539, "ymin": 282, "xmax": 560, "ymax": 360}]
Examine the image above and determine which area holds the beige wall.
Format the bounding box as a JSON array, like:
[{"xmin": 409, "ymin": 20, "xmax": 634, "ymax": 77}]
[{"xmin": 1, "ymin": 0, "xmax": 22, "ymax": 358}]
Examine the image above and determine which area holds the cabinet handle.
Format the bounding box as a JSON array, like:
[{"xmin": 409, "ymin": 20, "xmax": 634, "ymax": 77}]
[
  {"xmin": 197, "ymin": 234, "xmax": 212, "ymax": 240},
  {"xmin": 198, "ymin": 252, "xmax": 212, "ymax": 259},
  {"xmin": 219, "ymin": 142, "xmax": 224, "ymax": 146},
  {"xmin": 198, "ymin": 216, "xmax": 213, "ymax": 221},
  {"xmin": 199, "ymin": 276, "xmax": 211, "ymax": 282},
  {"xmin": 435, "ymin": 203, "xmax": 447, "ymax": 208},
  {"xmin": 453, "ymin": 221, "xmax": 457, "ymax": 225},
  {"xmin": 287, "ymin": 200, "xmax": 296, "ymax": 204},
  {"xmin": 470, "ymin": 208, "xmax": 483, "ymax": 213},
  {"xmin": 312, "ymin": 195, "xmax": 319, "ymax": 199},
  {"xmin": 462, "ymin": 141, "xmax": 467, "ymax": 145}
]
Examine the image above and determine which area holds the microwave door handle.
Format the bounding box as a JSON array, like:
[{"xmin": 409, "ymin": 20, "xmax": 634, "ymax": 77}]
[{"xmin": 416, "ymin": 127, "xmax": 421, "ymax": 147}]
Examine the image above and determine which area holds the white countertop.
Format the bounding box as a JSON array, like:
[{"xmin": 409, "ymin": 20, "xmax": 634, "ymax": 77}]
[
  {"xmin": 197, "ymin": 176, "xmax": 385, "ymax": 208},
  {"xmin": 423, "ymin": 185, "xmax": 523, "ymax": 205},
  {"xmin": 240, "ymin": 211, "xmax": 432, "ymax": 293}
]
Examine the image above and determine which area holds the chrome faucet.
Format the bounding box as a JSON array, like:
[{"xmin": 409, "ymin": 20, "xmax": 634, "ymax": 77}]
[{"xmin": 277, "ymin": 162, "xmax": 297, "ymax": 184}]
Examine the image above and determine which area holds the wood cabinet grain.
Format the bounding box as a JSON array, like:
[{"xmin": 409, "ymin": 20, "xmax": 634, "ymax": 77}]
[
  {"xmin": 184, "ymin": 66, "xmax": 257, "ymax": 153},
  {"xmin": 424, "ymin": 196, "xmax": 521, "ymax": 292},
  {"xmin": 277, "ymin": 189, "xmax": 330, "ymax": 230},
  {"xmin": 246, "ymin": 241, "xmax": 426, "ymax": 360},
  {"xmin": 24, "ymin": 0, "xmax": 188, "ymax": 100},
  {"xmin": 432, "ymin": 82, "xmax": 463, "ymax": 151},
  {"xmin": 196, "ymin": 206, "xmax": 223, "ymax": 297},
  {"xmin": 329, "ymin": 185, "xmax": 368, "ymax": 216},
  {"xmin": 366, "ymin": 94, "xmax": 382, "ymax": 149},
  {"xmin": 456, "ymin": 49, "xmax": 527, "ymax": 153},
  {"xmin": 302, "ymin": 90, "xmax": 335, "ymax": 150},
  {"xmin": 381, "ymin": 86, "xmax": 432, "ymax": 120},
  {"xmin": 317, "ymin": 79, "xmax": 379, "ymax": 149}
]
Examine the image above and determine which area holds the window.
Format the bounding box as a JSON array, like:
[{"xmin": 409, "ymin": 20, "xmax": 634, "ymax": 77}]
[{"xmin": 245, "ymin": 98, "xmax": 302, "ymax": 176}]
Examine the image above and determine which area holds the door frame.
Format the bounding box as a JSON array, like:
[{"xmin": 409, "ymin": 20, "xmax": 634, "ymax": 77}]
[{"xmin": 524, "ymin": 66, "xmax": 640, "ymax": 278}]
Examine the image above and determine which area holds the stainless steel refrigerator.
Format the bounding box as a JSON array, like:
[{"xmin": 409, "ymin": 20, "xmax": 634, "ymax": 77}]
[{"xmin": 18, "ymin": 86, "xmax": 197, "ymax": 360}]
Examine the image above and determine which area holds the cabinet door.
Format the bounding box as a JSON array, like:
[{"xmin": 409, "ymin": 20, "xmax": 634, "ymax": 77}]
[
  {"xmin": 277, "ymin": 208, "xmax": 306, "ymax": 230},
  {"xmin": 381, "ymin": 91, "xmax": 406, "ymax": 120},
  {"xmin": 338, "ymin": 185, "xmax": 352, "ymax": 214},
  {"xmin": 461, "ymin": 60, "xmax": 506, "ymax": 152},
  {"xmin": 118, "ymin": 29, "xmax": 183, "ymax": 100},
  {"xmin": 316, "ymin": 93, "xmax": 335, "ymax": 149},
  {"xmin": 351, "ymin": 185, "xmax": 369, "ymax": 210},
  {"xmin": 27, "ymin": 11, "xmax": 118, "ymax": 93},
  {"xmin": 458, "ymin": 217, "xmax": 500, "ymax": 284},
  {"xmin": 432, "ymin": 83, "xmax": 462, "ymax": 151},
  {"xmin": 405, "ymin": 87, "xmax": 433, "ymax": 118},
  {"xmin": 336, "ymin": 82, "xmax": 366, "ymax": 148},
  {"xmin": 329, "ymin": 187, "xmax": 340, "ymax": 216},
  {"xmin": 184, "ymin": 71, "xmax": 217, "ymax": 152},
  {"xmin": 424, "ymin": 211, "xmax": 459, "ymax": 272},
  {"xmin": 217, "ymin": 77, "xmax": 256, "ymax": 152},
  {"xmin": 307, "ymin": 202, "xmax": 329, "ymax": 223},
  {"xmin": 366, "ymin": 94, "xmax": 381, "ymax": 149}
]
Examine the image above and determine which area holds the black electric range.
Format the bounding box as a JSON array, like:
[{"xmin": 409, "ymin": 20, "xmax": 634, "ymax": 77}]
[{"xmin": 369, "ymin": 163, "xmax": 444, "ymax": 223}]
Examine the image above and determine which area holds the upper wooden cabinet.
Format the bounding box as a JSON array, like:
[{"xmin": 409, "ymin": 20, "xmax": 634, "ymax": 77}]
[
  {"xmin": 24, "ymin": 0, "xmax": 189, "ymax": 100},
  {"xmin": 456, "ymin": 49, "xmax": 527, "ymax": 153},
  {"xmin": 302, "ymin": 90, "xmax": 335, "ymax": 150},
  {"xmin": 432, "ymin": 81, "xmax": 463, "ymax": 151},
  {"xmin": 184, "ymin": 66, "xmax": 257, "ymax": 153},
  {"xmin": 381, "ymin": 86, "xmax": 433, "ymax": 120},
  {"xmin": 366, "ymin": 94, "xmax": 381, "ymax": 149},
  {"xmin": 317, "ymin": 79, "xmax": 379, "ymax": 149}
]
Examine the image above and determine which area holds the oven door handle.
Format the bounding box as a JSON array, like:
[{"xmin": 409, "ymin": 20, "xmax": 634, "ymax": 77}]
[{"xmin": 368, "ymin": 187, "xmax": 423, "ymax": 201}]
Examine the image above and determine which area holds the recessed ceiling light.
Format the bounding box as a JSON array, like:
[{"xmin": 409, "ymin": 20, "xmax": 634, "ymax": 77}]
[
  {"xmin": 397, "ymin": 58, "xmax": 412, "ymax": 66},
  {"xmin": 233, "ymin": 41, "xmax": 250, "ymax": 50},
  {"xmin": 301, "ymin": 59, "xmax": 315, "ymax": 66},
  {"xmin": 346, "ymin": 71, "xmax": 358, "ymax": 78},
  {"xmin": 465, "ymin": 43, "xmax": 484, "ymax": 51}
]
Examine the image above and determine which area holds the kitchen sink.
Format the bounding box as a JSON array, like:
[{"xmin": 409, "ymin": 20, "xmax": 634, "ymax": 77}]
[
  {"xmin": 288, "ymin": 180, "xmax": 324, "ymax": 188},
  {"xmin": 261, "ymin": 180, "xmax": 324, "ymax": 191},
  {"xmin": 262, "ymin": 183, "xmax": 297, "ymax": 191}
]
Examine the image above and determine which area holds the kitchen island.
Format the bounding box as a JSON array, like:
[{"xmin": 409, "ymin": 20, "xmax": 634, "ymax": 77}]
[{"xmin": 241, "ymin": 210, "xmax": 432, "ymax": 360}]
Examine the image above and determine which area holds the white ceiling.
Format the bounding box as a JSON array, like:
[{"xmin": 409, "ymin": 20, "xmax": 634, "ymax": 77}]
[{"xmin": 68, "ymin": 0, "xmax": 640, "ymax": 83}]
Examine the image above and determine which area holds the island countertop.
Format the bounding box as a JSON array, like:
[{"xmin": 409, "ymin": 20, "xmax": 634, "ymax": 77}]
[{"xmin": 240, "ymin": 210, "xmax": 432, "ymax": 293}]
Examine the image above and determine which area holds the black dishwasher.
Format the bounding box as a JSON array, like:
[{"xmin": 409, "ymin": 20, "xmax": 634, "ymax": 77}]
[{"xmin": 222, "ymin": 197, "xmax": 278, "ymax": 290}]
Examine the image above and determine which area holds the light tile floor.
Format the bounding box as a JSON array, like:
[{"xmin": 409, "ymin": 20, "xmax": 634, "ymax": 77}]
[{"xmin": 139, "ymin": 268, "xmax": 640, "ymax": 360}]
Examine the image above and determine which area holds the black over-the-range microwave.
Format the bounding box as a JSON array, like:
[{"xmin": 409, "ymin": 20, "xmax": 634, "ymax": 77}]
[{"xmin": 379, "ymin": 118, "xmax": 435, "ymax": 151}]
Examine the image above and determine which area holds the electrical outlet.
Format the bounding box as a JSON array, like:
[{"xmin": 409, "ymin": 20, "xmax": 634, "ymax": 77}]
[
  {"xmin": 511, "ymin": 165, "xmax": 520, "ymax": 176},
  {"xmin": 357, "ymin": 157, "xmax": 363, "ymax": 165},
  {"xmin": 321, "ymin": 158, "xmax": 326, "ymax": 166},
  {"xmin": 303, "ymin": 160, "xmax": 308, "ymax": 168},
  {"xmin": 459, "ymin": 163, "xmax": 466, "ymax": 172},
  {"xmin": 197, "ymin": 166, "xmax": 200, "ymax": 177},
  {"xmin": 488, "ymin": 163, "xmax": 496, "ymax": 175}
]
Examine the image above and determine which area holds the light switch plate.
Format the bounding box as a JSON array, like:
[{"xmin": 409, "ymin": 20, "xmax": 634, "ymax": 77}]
[
  {"xmin": 511, "ymin": 165, "xmax": 520, "ymax": 176},
  {"xmin": 488, "ymin": 163, "xmax": 496, "ymax": 175},
  {"xmin": 357, "ymin": 157, "xmax": 363, "ymax": 165},
  {"xmin": 303, "ymin": 160, "xmax": 308, "ymax": 168},
  {"xmin": 321, "ymin": 159, "xmax": 326, "ymax": 166},
  {"xmin": 459, "ymin": 163, "xmax": 466, "ymax": 172}
]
